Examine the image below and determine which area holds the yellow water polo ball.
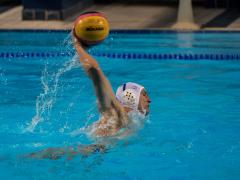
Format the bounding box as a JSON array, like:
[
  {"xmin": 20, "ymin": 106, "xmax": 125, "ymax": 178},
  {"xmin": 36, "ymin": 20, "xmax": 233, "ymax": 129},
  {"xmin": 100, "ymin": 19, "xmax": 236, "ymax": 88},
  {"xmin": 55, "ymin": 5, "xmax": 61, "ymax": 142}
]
[{"xmin": 74, "ymin": 12, "xmax": 110, "ymax": 45}]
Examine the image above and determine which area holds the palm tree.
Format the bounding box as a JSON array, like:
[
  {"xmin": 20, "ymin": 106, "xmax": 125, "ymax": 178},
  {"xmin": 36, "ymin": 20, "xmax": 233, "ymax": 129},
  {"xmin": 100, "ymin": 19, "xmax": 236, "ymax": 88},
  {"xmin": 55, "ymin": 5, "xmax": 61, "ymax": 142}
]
[{"xmin": 172, "ymin": 0, "xmax": 200, "ymax": 30}]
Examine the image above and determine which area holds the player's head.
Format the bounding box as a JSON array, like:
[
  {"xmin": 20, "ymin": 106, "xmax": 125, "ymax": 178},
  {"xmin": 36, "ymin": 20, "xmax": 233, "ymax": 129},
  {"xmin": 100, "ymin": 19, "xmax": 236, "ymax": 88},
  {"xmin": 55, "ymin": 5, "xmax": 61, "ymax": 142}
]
[{"xmin": 116, "ymin": 82, "xmax": 151, "ymax": 116}]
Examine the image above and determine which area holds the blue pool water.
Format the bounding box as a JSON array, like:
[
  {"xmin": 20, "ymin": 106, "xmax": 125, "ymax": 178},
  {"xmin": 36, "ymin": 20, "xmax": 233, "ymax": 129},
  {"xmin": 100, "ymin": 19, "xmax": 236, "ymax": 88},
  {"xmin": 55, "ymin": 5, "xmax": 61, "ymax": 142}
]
[{"xmin": 0, "ymin": 30, "xmax": 240, "ymax": 180}]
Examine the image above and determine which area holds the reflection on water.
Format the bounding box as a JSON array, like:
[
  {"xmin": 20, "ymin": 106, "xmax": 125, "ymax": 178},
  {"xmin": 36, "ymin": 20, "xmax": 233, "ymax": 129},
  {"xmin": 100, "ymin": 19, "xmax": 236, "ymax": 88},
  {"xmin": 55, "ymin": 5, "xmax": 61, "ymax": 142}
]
[{"xmin": 177, "ymin": 32, "xmax": 193, "ymax": 49}]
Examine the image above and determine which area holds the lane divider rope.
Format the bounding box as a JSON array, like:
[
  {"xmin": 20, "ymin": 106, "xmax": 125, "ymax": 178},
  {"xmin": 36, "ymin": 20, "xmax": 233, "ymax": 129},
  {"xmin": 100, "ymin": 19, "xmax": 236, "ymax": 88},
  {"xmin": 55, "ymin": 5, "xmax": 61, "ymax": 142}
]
[{"xmin": 0, "ymin": 51, "xmax": 240, "ymax": 60}]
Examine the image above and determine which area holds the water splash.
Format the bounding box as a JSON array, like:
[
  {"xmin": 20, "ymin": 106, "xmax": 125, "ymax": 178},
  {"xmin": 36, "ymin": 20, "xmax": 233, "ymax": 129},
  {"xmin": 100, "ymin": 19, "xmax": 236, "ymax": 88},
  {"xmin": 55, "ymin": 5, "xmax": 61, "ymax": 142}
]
[
  {"xmin": 25, "ymin": 54, "xmax": 80, "ymax": 133},
  {"xmin": 61, "ymin": 32, "xmax": 74, "ymax": 53},
  {"xmin": 69, "ymin": 101, "xmax": 97, "ymax": 137},
  {"xmin": 25, "ymin": 32, "xmax": 82, "ymax": 133},
  {"xmin": 0, "ymin": 68, "xmax": 7, "ymax": 85},
  {"xmin": 128, "ymin": 111, "xmax": 148, "ymax": 130},
  {"xmin": 84, "ymin": 110, "xmax": 149, "ymax": 145}
]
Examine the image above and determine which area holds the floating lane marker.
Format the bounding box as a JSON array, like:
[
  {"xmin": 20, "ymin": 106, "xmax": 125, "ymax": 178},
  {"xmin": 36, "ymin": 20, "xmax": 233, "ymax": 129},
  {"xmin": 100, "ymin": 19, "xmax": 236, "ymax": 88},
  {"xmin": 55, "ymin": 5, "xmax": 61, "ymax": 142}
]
[{"xmin": 0, "ymin": 51, "xmax": 240, "ymax": 60}]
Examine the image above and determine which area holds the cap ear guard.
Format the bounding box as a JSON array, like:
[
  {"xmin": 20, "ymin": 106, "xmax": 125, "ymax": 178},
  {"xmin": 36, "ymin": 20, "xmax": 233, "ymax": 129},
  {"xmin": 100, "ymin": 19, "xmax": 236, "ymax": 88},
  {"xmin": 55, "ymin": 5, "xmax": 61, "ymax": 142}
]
[
  {"xmin": 119, "ymin": 89, "xmax": 138, "ymax": 110},
  {"xmin": 116, "ymin": 82, "xmax": 144, "ymax": 111}
]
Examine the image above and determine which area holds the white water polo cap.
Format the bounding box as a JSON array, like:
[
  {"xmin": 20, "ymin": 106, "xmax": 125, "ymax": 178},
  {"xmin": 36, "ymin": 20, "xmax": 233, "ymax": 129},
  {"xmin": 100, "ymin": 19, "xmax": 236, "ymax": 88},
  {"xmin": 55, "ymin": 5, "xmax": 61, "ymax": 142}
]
[{"xmin": 116, "ymin": 82, "xmax": 144, "ymax": 111}]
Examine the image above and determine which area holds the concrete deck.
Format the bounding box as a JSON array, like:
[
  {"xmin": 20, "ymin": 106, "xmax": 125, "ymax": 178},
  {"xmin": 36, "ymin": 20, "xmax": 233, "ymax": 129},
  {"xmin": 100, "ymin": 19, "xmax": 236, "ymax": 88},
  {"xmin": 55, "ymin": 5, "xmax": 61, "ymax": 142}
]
[{"xmin": 0, "ymin": 4, "xmax": 239, "ymax": 30}]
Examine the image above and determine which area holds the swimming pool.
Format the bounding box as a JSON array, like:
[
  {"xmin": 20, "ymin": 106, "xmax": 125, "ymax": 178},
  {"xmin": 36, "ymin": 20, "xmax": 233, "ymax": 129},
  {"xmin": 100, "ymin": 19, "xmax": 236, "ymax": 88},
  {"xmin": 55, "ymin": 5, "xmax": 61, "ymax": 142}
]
[{"xmin": 0, "ymin": 30, "xmax": 240, "ymax": 179}]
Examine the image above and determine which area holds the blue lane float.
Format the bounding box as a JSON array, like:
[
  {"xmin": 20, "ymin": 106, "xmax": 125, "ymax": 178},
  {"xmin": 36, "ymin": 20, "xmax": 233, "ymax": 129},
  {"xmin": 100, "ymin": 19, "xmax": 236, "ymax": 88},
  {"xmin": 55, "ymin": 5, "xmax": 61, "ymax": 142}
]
[{"xmin": 0, "ymin": 51, "xmax": 240, "ymax": 60}]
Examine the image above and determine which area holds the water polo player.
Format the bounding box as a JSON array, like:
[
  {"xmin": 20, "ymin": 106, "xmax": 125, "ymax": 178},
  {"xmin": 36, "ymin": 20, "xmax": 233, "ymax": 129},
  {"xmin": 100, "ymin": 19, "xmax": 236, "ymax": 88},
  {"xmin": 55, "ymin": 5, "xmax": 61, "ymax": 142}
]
[
  {"xmin": 72, "ymin": 11, "xmax": 151, "ymax": 138},
  {"xmin": 28, "ymin": 12, "xmax": 151, "ymax": 160}
]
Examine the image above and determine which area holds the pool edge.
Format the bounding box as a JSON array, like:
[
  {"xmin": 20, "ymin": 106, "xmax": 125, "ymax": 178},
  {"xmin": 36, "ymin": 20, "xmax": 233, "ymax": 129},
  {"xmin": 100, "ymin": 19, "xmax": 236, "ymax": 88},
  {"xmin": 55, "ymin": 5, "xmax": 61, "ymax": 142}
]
[{"xmin": 1, "ymin": 29, "xmax": 240, "ymax": 33}]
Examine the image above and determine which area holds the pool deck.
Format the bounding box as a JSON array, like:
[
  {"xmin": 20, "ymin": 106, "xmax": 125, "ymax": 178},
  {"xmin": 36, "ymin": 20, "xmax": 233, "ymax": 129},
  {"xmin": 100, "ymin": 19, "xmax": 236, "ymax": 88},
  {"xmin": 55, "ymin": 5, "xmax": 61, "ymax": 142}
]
[{"xmin": 0, "ymin": 4, "xmax": 240, "ymax": 30}]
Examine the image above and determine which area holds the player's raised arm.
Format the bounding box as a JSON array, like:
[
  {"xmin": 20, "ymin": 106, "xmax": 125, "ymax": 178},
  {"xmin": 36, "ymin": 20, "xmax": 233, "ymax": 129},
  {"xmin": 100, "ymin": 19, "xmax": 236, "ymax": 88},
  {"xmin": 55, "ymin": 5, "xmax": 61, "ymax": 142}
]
[
  {"xmin": 73, "ymin": 38, "xmax": 119, "ymax": 113},
  {"xmin": 72, "ymin": 12, "xmax": 123, "ymax": 114}
]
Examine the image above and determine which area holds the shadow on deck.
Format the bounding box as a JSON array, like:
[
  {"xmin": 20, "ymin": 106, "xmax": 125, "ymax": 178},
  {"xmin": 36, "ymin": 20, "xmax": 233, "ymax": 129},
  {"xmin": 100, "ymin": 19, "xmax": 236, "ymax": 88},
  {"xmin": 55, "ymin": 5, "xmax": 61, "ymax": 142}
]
[{"xmin": 203, "ymin": 9, "xmax": 240, "ymax": 27}]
